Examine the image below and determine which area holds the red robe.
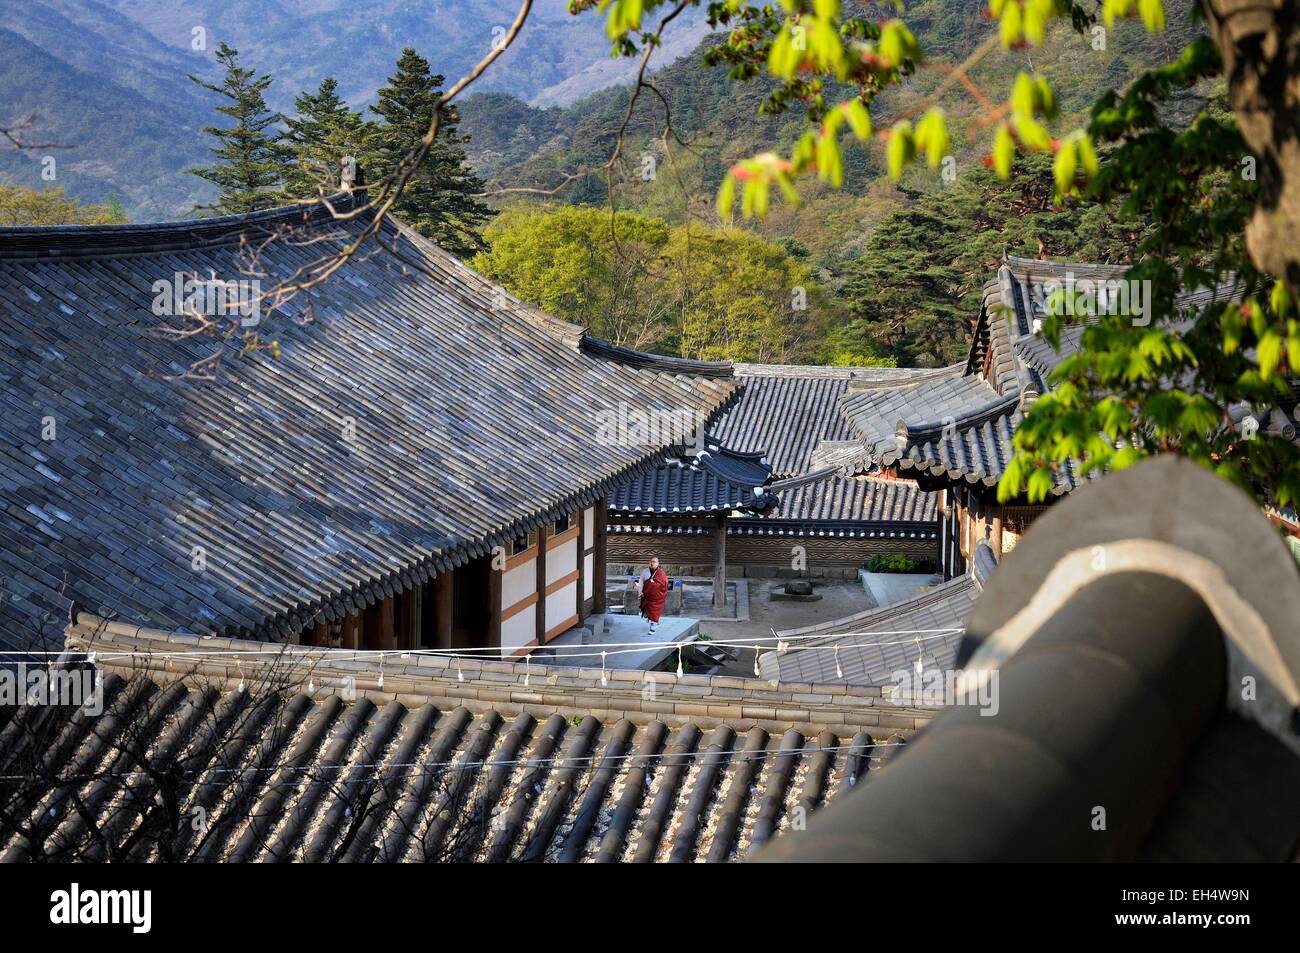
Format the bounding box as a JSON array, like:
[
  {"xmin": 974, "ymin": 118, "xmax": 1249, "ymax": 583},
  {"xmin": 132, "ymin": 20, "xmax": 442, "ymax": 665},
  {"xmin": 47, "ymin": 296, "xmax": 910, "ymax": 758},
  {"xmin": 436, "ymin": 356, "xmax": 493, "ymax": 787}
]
[{"xmin": 639, "ymin": 568, "xmax": 669, "ymax": 623}]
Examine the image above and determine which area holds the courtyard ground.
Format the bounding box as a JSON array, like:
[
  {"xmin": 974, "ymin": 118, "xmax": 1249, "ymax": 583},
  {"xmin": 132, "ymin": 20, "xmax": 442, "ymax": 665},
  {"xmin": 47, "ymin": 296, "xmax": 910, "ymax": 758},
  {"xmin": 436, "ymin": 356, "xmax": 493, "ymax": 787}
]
[{"xmin": 698, "ymin": 578, "xmax": 883, "ymax": 678}]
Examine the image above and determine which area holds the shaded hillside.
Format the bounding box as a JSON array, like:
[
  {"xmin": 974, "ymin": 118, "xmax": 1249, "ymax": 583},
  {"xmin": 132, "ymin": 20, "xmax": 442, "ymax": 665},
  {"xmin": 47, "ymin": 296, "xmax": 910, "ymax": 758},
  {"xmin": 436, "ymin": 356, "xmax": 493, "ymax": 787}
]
[
  {"xmin": 461, "ymin": 1, "xmax": 1205, "ymax": 267},
  {"xmin": 0, "ymin": 0, "xmax": 709, "ymax": 219},
  {"xmin": 0, "ymin": 25, "xmax": 213, "ymax": 219},
  {"xmin": 102, "ymin": 0, "xmax": 710, "ymax": 110}
]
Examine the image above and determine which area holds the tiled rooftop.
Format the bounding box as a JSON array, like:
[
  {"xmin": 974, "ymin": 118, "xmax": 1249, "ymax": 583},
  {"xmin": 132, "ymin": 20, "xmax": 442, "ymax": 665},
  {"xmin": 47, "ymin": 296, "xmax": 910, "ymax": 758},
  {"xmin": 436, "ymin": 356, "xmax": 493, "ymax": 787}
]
[{"xmin": 0, "ymin": 203, "xmax": 735, "ymax": 649}]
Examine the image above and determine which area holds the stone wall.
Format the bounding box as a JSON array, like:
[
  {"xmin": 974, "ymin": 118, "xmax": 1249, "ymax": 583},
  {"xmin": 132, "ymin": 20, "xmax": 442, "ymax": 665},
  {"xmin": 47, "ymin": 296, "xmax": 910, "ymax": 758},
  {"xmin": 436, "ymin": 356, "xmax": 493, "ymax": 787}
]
[
  {"xmin": 608, "ymin": 532, "xmax": 936, "ymax": 572},
  {"xmin": 67, "ymin": 617, "xmax": 937, "ymax": 738}
]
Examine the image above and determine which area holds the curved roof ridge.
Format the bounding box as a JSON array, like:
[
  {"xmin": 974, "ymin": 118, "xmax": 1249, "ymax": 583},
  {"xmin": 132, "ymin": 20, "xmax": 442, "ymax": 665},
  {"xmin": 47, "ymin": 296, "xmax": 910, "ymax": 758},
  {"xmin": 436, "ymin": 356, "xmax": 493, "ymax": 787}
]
[
  {"xmin": 1002, "ymin": 251, "xmax": 1131, "ymax": 276},
  {"xmin": 0, "ymin": 197, "xmax": 358, "ymax": 260},
  {"xmin": 579, "ymin": 336, "xmax": 735, "ymax": 379},
  {"xmin": 735, "ymin": 362, "xmax": 914, "ymax": 380},
  {"xmin": 847, "ymin": 363, "xmax": 967, "ymax": 393}
]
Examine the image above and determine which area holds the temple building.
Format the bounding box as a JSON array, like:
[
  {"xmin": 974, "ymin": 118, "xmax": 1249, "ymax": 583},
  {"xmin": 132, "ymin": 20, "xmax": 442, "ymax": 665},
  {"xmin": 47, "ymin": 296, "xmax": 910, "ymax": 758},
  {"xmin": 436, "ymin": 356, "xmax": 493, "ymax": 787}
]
[
  {"xmin": 836, "ymin": 254, "xmax": 1272, "ymax": 580},
  {"xmin": 4, "ymin": 458, "xmax": 1295, "ymax": 863},
  {"xmin": 0, "ymin": 202, "xmax": 733, "ymax": 656},
  {"xmin": 607, "ymin": 363, "xmax": 943, "ymax": 577}
]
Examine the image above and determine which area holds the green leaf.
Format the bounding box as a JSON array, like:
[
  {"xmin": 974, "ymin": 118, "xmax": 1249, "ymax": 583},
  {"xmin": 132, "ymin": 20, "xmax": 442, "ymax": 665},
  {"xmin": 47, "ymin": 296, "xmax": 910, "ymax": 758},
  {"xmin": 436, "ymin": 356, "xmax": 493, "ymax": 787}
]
[
  {"xmin": 817, "ymin": 132, "xmax": 844, "ymax": 187},
  {"xmin": 1015, "ymin": 115, "xmax": 1052, "ymax": 152},
  {"xmin": 1012, "ymin": 72, "xmax": 1036, "ymax": 118},
  {"xmin": 604, "ymin": 0, "xmax": 644, "ymax": 39},
  {"xmin": 1258, "ymin": 330, "xmax": 1283, "ymax": 378},
  {"xmin": 716, "ymin": 173, "xmax": 736, "ymax": 219},
  {"xmin": 754, "ymin": 177, "xmax": 770, "ymax": 217},
  {"xmin": 769, "ymin": 29, "xmax": 795, "ymax": 79},
  {"xmin": 1138, "ymin": 0, "xmax": 1165, "ymax": 32},
  {"xmin": 1035, "ymin": 78, "xmax": 1057, "ymax": 120},
  {"xmin": 993, "ymin": 124, "xmax": 1015, "ymax": 178},
  {"xmin": 1103, "ymin": 0, "xmax": 1133, "ymax": 28},
  {"xmin": 1053, "ymin": 141, "xmax": 1077, "ymax": 194},
  {"xmin": 844, "ymin": 100, "xmax": 872, "ymax": 140},
  {"xmin": 1027, "ymin": 467, "xmax": 1054, "ymax": 503},
  {"xmin": 1271, "ymin": 279, "xmax": 1294, "ymax": 317},
  {"xmin": 915, "ymin": 109, "xmax": 948, "ymax": 168},
  {"xmin": 1000, "ymin": 1, "xmax": 1022, "ymax": 47},
  {"xmin": 887, "ymin": 121, "xmax": 914, "ymax": 181},
  {"xmin": 1024, "ymin": 2, "xmax": 1047, "ymax": 45},
  {"xmin": 1076, "ymin": 133, "xmax": 1099, "ymax": 175}
]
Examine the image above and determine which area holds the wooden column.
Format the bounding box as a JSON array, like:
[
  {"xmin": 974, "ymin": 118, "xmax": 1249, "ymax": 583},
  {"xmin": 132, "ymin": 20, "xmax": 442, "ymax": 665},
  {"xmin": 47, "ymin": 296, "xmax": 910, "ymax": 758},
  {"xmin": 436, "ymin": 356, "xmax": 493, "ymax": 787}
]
[
  {"xmin": 433, "ymin": 571, "xmax": 453, "ymax": 650},
  {"xmin": 487, "ymin": 561, "xmax": 502, "ymax": 653},
  {"xmin": 592, "ymin": 498, "xmax": 608, "ymax": 614},
  {"xmin": 396, "ymin": 588, "xmax": 417, "ymax": 650},
  {"xmin": 713, "ymin": 514, "xmax": 728, "ymax": 610},
  {"xmin": 535, "ymin": 523, "xmax": 549, "ymax": 644},
  {"xmin": 941, "ymin": 491, "xmax": 951, "ymax": 579},
  {"xmin": 340, "ymin": 611, "xmax": 360, "ymax": 650},
  {"xmin": 364, "ymin": 596, "xmax": 395, "ymax": 650},
  {"xmin": 991, "ymin": 506, "xmax": 1004, "ymax": 562},
  {"xmin": 576, "ymin": 506, "xmax": 588, "ymax": 617}
]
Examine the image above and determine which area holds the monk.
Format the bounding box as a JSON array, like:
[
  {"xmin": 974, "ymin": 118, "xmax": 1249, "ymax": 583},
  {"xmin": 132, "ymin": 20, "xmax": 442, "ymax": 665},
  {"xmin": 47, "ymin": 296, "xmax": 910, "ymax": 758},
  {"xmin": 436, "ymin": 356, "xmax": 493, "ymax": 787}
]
[{"xmin": 638, "ymin": 556, "xmax": 670, "ymax": 634}]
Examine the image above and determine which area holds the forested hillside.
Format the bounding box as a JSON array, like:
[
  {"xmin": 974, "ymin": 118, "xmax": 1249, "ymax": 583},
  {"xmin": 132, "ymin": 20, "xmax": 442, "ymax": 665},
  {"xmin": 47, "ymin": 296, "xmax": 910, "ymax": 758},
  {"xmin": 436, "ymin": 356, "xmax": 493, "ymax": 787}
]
[{"xmin": 460, "ymin": 0, "xmax": 1208, "ymax": 365}]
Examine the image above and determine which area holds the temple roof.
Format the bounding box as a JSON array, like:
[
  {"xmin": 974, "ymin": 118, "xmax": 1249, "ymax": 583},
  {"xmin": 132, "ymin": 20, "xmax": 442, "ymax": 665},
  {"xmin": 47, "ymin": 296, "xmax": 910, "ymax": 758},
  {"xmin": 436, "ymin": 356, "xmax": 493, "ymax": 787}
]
[
  {"xmin": 0, "ymin": 202, "xmax": 735, "ymax": 649},
  {"xmin": 838, "ymin": 258, "xmax": 1095, "ymax": 492},
  {"xmin": 0, "ymin": 614, "xmax": 930, "ymax": 863},
  {"xmin": 8, "ymin": 458, "xmax": 1299, "ymax": 864},
  {"xmin": 756, "ymin": 457, "xmax": 1300, "ymax": 862},
  {"xmin": 837, "ymin": 254, "xmax": 1257, "ymax": 494},
  {"xmin": 660, "ymin": 362, "xmax": 943, "ymax": 532},
  {"xmin": 607, "ymin": 438, "xmax": 775, "ymax": 515}
]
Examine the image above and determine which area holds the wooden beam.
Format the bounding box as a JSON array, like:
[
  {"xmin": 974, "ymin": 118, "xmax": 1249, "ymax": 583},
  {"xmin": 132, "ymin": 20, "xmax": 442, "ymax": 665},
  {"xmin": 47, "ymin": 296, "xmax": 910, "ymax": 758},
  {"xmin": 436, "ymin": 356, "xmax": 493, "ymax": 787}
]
[
  {"xmin": 411, "ymin": 584, "xmax": 423, "ymax": 648},
  {"xmin": 941, "ymin": 507, "xmax": 949, "ymax": 580},
  {"xmin": 535, "ymin": 522, "xmax": 549, "ymax": 645},
  {"xmin": 713, "ymin": 514, "xmax": 727, "ymax": 610},
  {"xmin": 592, "ymin": 497, "xmax": 608, "ymax": 613}
]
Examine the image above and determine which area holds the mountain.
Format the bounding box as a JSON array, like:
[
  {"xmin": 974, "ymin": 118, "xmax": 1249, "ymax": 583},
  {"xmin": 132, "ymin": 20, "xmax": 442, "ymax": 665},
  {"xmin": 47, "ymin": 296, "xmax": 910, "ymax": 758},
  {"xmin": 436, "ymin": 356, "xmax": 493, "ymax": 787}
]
[
  {"xmin": 0, "ymin": 0, "xmax": 709, "ymax": 219},
  {"xmin": 99, "ymin": 0, "xmax": 710, "ymax": 110},
  {"xmin": 1, "ymin": 0, "xmax": 1204, "ymax": 226},
  {"xmin": 0, "ymin": 13, "xmax": 213, "ymax": 219}
]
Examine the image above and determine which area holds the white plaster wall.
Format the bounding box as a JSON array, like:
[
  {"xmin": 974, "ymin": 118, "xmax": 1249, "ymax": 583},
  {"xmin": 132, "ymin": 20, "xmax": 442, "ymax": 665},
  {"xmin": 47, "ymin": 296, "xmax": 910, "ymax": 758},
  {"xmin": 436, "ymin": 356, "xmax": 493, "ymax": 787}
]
[
  {"xmin": 546, "ymin": 581, "xmax": 577, "ymax": 632},
  {"xmin": 546, "ymin": 538, "xmax": 577, "ymax": 586},
  {"xmin": 501, "ymin": 605, "xmax": 535, "ymax": 650},
  {"xmin": 502, "ymin": 557, "xmax": 535, "ymax": 610}
]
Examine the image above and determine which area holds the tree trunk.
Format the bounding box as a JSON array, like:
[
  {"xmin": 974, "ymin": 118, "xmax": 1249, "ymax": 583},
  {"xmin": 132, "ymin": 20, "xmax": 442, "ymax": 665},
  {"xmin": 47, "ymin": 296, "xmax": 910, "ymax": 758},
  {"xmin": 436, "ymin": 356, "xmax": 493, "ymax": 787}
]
[{"xmin": 1203, "ymin": 0, "xmax": 1300, "ymax": 285}]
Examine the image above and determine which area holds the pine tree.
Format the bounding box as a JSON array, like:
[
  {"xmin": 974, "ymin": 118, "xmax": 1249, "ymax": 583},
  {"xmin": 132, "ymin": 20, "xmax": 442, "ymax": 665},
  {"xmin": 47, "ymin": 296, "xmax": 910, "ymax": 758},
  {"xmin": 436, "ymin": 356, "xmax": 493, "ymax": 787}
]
[
  {"xmin": 188, "ymin": 42, "xmax": 288, "ymax": 215},
  {"xmin": 371, "ymin": 48, "xmax": 494, "ymax": 257},
  {"xmin": 283, "ymin": 77, "xmax": 375, "ymax": 199}
]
